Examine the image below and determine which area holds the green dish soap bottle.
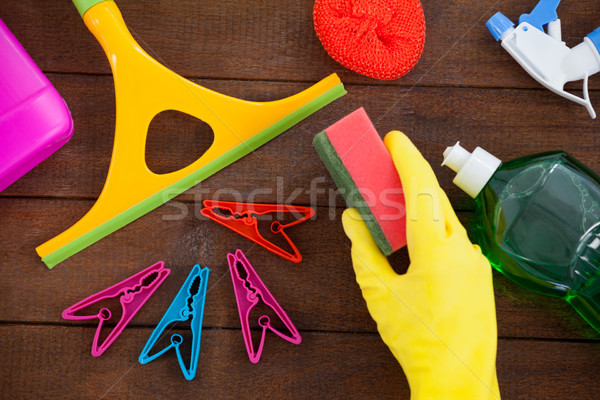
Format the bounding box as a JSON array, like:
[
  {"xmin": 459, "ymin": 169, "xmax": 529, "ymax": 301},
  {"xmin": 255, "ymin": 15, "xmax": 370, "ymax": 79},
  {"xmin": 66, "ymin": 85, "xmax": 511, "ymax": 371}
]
[{"xmin": 443, "ymin": 142, "xmax": 600, "ymax": 333}]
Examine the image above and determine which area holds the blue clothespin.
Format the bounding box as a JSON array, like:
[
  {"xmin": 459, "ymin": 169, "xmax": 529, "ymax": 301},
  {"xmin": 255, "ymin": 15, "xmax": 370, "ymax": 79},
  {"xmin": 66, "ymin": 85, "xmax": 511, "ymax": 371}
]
[
  {"xmin": 518, "ymin": 0, "xmax": 561, "ymax": 32},
  {"xmin": 138, "ymin": 265, "xmax": 209, "ymax": 380}
]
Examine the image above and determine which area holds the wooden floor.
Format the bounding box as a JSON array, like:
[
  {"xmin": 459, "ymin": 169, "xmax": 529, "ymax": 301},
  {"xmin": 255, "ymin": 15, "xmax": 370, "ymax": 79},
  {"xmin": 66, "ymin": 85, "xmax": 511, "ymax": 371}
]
[{"xmin": 2, "ymin": 0, "xmax": 600, "ymax": 398}]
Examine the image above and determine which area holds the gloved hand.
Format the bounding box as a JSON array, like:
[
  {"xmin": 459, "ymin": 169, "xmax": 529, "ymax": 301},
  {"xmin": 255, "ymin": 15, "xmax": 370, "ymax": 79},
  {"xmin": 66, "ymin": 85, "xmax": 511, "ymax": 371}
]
[{"xmin": 342, "ymin": 131, "xmax": 500, "ymax": 399}]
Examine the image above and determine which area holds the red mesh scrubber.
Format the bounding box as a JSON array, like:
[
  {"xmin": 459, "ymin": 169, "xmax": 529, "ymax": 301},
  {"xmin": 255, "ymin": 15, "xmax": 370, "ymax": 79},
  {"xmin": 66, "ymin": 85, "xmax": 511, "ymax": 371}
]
[{"xmin": 314, "ymin": 0, "xmax": 426, "ymax": 80}]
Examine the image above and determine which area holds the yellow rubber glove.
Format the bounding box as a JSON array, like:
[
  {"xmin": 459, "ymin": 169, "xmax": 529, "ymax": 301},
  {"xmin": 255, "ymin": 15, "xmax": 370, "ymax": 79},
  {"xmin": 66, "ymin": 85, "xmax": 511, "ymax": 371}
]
[{"xmin": 342, "ymin": 131, "xmax": 500, "ymax": 400}]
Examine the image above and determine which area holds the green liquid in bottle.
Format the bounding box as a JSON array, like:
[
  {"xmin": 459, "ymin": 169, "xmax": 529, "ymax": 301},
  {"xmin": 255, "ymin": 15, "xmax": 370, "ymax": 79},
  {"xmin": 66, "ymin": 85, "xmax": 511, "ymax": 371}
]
[{"xmin": 445, "ymin": 145, "xmax": 600, "ymax": 333}]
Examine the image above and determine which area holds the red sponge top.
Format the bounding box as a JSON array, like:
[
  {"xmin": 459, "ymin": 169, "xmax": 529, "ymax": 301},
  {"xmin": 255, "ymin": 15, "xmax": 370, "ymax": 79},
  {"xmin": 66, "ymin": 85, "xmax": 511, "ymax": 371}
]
[
  {"xmin": 313, "ymin": 0, "xmax": 426, "ymax": 80},
  {"xmin": 324, "ymin": 107, "xmax": 406, "ymax": 252}
]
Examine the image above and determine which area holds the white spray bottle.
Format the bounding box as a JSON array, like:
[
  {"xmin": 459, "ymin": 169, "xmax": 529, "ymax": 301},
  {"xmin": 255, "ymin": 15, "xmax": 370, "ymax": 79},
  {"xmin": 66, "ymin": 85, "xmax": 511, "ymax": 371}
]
[{"xmin": 487, "ymin": 0, "xmax": 600, "ymax": 118}]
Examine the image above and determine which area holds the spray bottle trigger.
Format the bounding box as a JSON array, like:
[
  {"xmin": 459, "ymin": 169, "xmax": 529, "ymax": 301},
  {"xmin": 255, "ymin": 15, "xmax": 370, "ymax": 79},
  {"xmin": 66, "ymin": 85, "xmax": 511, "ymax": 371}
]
[{"xmin": 518, "ymin": 0, "xmax": 561, "ymax": 32}]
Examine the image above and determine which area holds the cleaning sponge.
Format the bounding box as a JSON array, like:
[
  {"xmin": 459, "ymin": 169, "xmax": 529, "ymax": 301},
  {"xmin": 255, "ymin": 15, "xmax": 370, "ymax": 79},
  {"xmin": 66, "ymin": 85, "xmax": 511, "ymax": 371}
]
[
  {"xmin": 313, "ymin": 0, "xmax": 426, "ymax": 80},
  {"xmin": 313, "ymin": 108, "xmax": 406, "ymax": 255}
]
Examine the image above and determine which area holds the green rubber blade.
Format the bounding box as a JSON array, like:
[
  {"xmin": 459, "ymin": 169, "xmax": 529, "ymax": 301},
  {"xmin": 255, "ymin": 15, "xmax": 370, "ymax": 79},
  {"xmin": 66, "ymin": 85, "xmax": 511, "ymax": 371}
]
[
  {"xmin": 41, "ymin": 82, "xmax": 346, "ymax": 268},
  {"xmin": 72, "ymin": 0, "xmax": 113, "ymax": 17},
  {"xmin": 313, "ymin": 131, "xmax": 393, "ymax": 256}
]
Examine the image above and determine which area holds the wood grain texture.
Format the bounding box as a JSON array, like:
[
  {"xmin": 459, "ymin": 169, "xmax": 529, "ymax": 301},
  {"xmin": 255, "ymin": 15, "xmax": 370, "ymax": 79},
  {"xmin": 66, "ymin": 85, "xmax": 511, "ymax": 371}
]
[
  {"xmin": 2, "ymin": 74, "xmax": 600, "ymax": 212},
  {"xmin": 0, "ymin": 325, "xmax": 409, "ymax": 400},
  {"xmin": 2, "ymin": 0, "xmax": 600, "ymax": 89},
  {"xmin": 2, "ymin": 0, "xmax": 600, "ymax": 398},
  {"xmin": 1, "ymin": 197, "xmax": 597, "ymax": 340},
  {"xmin": 2, "ymin": 325, "xmax": 600, "ymax": 400}
]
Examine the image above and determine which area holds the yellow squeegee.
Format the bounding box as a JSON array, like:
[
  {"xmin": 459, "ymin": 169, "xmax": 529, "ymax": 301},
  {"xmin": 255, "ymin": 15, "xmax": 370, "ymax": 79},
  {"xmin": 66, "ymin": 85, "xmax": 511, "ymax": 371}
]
[{"xmin": 37, "ymin": 0, "xmax": 346, "ymax": 268}]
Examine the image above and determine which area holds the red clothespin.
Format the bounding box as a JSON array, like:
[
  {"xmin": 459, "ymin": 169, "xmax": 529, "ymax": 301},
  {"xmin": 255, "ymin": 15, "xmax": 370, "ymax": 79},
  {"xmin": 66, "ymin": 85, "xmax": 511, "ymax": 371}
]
[{"xmin": 201, "ymin": 200, "xmax": 315, "ymax": 263}]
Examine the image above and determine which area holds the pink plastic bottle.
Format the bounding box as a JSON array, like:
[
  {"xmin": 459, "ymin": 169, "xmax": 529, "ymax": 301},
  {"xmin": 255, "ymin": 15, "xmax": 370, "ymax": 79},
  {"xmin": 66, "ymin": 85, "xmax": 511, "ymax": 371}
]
[{"xmin": 0, "ymin": 18, "xmax": 73, "ymax": 192}]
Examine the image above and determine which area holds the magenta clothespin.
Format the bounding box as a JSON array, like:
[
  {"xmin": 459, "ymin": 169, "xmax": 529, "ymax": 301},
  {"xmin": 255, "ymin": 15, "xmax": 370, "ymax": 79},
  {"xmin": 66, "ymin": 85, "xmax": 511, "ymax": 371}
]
[
  {"xmin": 62, "ymin": 261, "xmax": 170, "ymax": 357},
  {"xmin": 227, "ymin": 249, "xmax": 301, "ymax": 363}
]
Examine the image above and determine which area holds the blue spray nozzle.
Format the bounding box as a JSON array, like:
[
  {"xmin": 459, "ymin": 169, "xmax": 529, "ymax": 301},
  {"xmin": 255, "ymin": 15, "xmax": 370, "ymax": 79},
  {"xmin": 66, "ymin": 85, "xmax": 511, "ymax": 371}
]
[
  {"xmin": 587, "ymin": 27, "xmax": 600, "ymax": 54},
  {"xmin": 487, "ymin": 12, "xmax": 515, "ymax": 41},
  {"xmin": 518, "ymin": 0, "xmax": 561, "ymax": 32}
]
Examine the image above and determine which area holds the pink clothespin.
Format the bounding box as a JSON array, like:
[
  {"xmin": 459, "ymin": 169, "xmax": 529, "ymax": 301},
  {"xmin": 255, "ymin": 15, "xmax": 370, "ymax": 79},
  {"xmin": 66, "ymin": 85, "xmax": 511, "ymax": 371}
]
[
  {"xmin": 227, "ymin": 249, "xmax": 301, "ymax": 363},
  {"xmin": 62, "ymin": 261, "xmax": 170, "ymax": 357}
]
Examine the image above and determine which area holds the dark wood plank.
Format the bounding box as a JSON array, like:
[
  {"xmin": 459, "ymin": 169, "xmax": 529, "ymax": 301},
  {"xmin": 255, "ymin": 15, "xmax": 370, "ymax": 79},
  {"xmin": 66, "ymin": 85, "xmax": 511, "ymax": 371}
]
[
  {"xmin": 1, "ymin": 324, "xmax": 600, "ymax": 400},
  {"xmin": 0, "ymin": 325, "xmax": 409, "ymax": 400},
  {"xmin": 1, "ymin": 0, "xmax": 599, "ymax": 89},
  {"xmin": 2, "ymin": 0, "xmax": 600, "ymax": 397},
  {"xmin": 1, "ymin": 197, "xmax": 597, "ymax": 340},
  {"xmin": 2, "ymin": 74, "xmax": 600, "ymax": 211}
]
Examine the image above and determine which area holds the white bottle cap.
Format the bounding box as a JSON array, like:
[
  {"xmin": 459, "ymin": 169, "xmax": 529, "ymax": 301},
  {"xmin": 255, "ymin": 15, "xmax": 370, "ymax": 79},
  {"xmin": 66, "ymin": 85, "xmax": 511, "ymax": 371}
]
[{"xmin": 442, "ymin": 142, "xmax": 502, "ymax": 198}]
